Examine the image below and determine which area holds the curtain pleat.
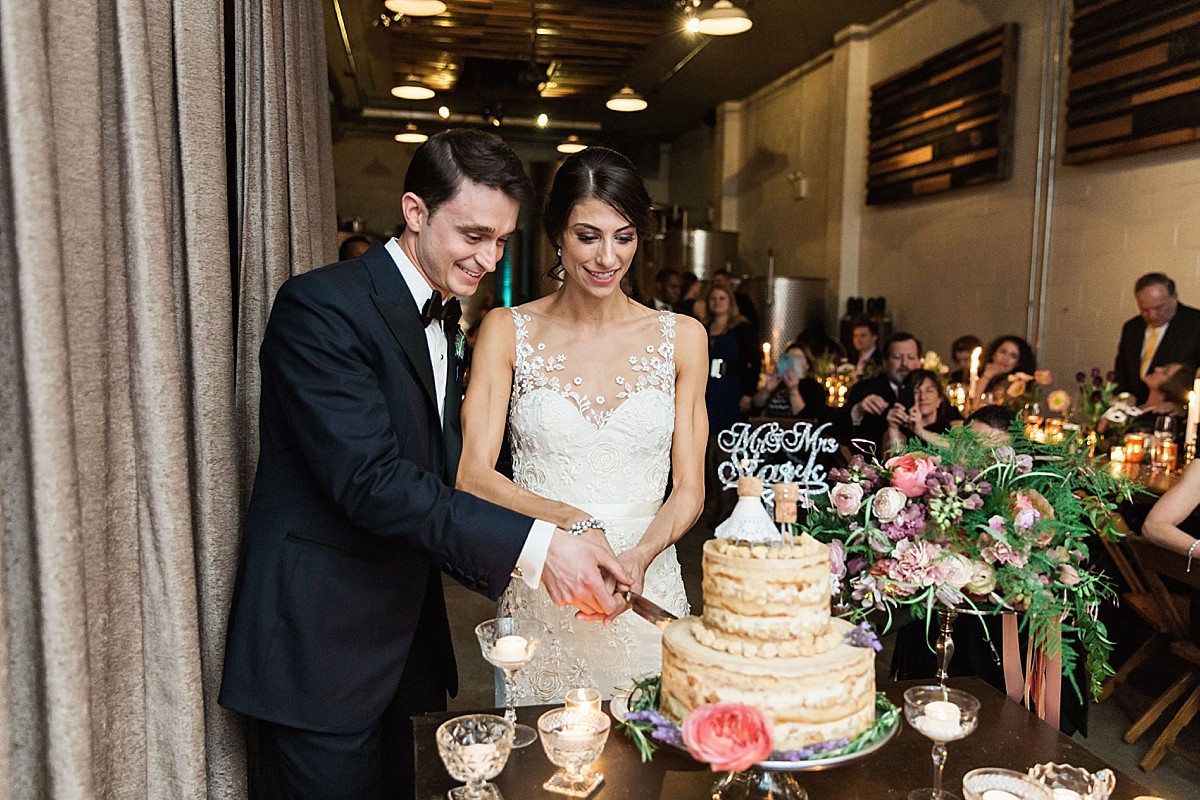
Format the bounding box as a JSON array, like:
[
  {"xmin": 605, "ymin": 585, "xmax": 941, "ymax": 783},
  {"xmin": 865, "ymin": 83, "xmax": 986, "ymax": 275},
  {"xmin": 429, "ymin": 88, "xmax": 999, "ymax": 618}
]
[{"xmin": 0, "ymin": 0, "xmax": 334, "ymax": 796}]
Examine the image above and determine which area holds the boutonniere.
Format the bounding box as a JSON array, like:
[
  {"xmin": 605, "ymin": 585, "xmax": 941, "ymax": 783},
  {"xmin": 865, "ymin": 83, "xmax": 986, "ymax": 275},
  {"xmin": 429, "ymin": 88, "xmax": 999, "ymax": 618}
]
[{"xmin": 454, "ymin": 329, "xmax": 467, "ymax": 382}]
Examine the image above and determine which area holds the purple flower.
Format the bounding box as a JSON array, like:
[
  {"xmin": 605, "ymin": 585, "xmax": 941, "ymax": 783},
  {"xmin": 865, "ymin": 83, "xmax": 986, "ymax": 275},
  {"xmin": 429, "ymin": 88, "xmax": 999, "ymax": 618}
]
[
  {"xmin": 987, "ymin": 515, "xmax": 1006, "ymax": 534},
  {"xmin": 1015, "ymin": 507, "xmax": 1041, "ymax": 530},
  {"xmin": 1075, "ymin": 371, "xmax": 1086, "ymax": 383},
  {"xmin": 1091, "ymin": 367, "xmax": 1101, "ymax": 378},
  {"xmin": 881, "ymin": 503, "xmax": 927, "ymax": 541},
  {"xmin": 844, "ymin": 622, "xmax": 883, "ymax": 652}
]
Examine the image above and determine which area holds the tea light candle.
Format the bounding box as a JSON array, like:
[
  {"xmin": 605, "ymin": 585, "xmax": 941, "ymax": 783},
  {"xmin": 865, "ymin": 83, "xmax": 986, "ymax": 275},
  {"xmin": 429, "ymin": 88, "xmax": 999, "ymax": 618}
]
[
  {"xmin": 914, "ymin": 699, "xmax": 963, "ymax": 739},
  {"xmin": 459, "ymin": 741, "xmax": 498, "ymax": 770},
  {"xmin": 1109, "ymin": 446, "xmax": 1126, "ymax": 463},
  {"xmin": 492, "ymin": 634, "xmax": 529, "ymax": 663},
  {"xmin": 564, "ymin": 687, "xmax": 601, "ymax": 713},
  {"xmin": 1124, "ymin": 433, "xmax": 1146, "ymax": 463},
  {"xmin": 981, "ymin": 791, "xmax": 1021, "ymax": 800}
]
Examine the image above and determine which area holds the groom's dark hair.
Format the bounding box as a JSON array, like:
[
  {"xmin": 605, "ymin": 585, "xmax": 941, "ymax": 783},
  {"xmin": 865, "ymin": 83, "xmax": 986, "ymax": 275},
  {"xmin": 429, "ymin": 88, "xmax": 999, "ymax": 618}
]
[
  {"xmin": 543, "ymin": 147, "xmax": 654, "ymax": 247},
  {"xmin": 402, "ymin": 128, "xmax": 533, "ymax": 221}
]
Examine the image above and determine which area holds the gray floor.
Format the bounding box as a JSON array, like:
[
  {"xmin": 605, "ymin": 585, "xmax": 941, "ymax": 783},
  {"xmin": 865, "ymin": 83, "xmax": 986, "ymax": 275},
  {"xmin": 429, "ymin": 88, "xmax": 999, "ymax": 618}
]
[{"xmin": 444, "ymin": 513, "xmax": 1200, "ymax": 797}]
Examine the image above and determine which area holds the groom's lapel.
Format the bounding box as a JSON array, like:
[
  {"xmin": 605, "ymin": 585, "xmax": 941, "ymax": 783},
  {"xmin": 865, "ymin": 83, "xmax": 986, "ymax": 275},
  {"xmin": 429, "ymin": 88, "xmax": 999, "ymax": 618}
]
[
  {"xmin": 442, "ymin": 325, "xmax": 464, "ymax": 481},
  {"xmin": 362, "ymin": 244, "xmax": 438, "ymax": 412}
]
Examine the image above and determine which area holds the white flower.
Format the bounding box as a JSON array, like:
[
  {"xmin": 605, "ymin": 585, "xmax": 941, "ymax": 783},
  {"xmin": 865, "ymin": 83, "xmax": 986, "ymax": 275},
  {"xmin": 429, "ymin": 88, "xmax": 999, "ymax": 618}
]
[
  {"xmin": 937, "ymin": 553, "xmax": 975, "ymax": 589},
  {"xmin": 1104, "ymin": 408, "xmax": 1128, "ymax": 425},
  {"xmin": 965, "ymin": 562, "xmax": 996, "ymax": 595},
  {"xmin": 871, "ymin": 487, "xmax": 908, "ymax": 522},
  {"xmin": 830, "ymin": 483, "xmax": 864, "ymax": 516}
]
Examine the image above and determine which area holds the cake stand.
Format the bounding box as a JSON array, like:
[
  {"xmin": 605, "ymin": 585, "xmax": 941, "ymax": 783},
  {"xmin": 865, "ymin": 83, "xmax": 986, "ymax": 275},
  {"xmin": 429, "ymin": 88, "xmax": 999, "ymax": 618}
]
[
  {"xmin": 709, "ymin": 716, "xmax": 899, "ymax": 800},
  {"xmin": 612, "ymin": 693, "xmax": 899, "ymax": 800}
]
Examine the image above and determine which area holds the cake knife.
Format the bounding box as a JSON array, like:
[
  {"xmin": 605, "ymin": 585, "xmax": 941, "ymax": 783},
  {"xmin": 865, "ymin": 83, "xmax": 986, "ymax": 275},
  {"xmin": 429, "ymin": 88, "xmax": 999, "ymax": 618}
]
[{"xmin": 623, "ymin": 590, "xmax": 678, "ymax": 629}]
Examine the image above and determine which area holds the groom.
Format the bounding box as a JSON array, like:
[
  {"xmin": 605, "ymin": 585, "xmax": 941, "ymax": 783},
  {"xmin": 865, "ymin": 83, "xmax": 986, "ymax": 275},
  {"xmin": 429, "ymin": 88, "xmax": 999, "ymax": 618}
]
[{"xmin": 219, "ymin": 129, "xmax": 630, "ymax": 799}]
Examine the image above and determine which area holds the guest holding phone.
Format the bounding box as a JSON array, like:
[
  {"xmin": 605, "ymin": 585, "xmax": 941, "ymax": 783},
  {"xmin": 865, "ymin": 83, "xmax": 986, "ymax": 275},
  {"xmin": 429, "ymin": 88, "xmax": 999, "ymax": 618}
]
[
  {"xmin": 883, "ymin": 369, "xmax": 962, "ymax": 453},
  {"xmin": 838, "ymin": 332, "xmax": 922, "ymax": 456},
  {"xmin": 751, "ymin": 341, "xmax": 828, "ymax": 421}
]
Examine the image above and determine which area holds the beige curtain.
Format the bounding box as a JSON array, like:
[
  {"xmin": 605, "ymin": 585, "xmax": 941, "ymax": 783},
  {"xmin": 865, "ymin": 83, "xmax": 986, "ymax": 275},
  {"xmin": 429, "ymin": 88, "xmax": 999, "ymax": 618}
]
[{"xmin": 0, "ymin": 0, "xmax": 335, "ymax": 797}]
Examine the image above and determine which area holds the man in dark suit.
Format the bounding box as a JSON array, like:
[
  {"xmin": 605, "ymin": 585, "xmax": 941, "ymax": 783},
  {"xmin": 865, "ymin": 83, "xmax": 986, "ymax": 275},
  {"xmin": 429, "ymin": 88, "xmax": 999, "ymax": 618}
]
[
  {"xmin": 219, "ymin": 130, "xmax": 629, "ymax": 800},
  {"xmin": 838, "ymin": 332, "xmax": 922, "ymax": 455},
  {"xmin": 1114, "ymin": 272, "xmax": 1200, "ymax": 411}
]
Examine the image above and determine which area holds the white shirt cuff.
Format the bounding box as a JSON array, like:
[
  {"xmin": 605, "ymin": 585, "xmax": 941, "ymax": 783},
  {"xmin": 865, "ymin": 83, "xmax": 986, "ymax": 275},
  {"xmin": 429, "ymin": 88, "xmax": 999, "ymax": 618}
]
[{"xmin": 514, "ymin": 519, "xmax": 555, "ymax": 589}]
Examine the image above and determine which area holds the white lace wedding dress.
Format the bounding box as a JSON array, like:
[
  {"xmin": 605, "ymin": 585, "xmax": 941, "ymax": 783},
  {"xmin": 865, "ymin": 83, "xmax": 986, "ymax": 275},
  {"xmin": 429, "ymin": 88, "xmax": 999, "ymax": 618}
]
[{"xmin": 499, "ymin": 307, "xmax": 690, "ymax": 704}]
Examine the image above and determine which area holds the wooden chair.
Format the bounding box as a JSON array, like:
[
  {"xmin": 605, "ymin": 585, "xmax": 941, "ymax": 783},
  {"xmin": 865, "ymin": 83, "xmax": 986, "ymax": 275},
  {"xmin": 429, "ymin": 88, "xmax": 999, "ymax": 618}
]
[
  {"xmin": 1096, "ymin": 512, "xmax": 1178, "ymax": 702},
  {"xmin": 1121, "ymin": 535, "xmax": 1200, "ymax": 771}
]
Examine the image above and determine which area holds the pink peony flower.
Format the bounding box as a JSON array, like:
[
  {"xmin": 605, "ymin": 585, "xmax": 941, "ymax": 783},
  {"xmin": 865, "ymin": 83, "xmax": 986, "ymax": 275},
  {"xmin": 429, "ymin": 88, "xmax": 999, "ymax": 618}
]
[
  {"xmin": 872, "ymin": 486, "xmax": 908, "ymax": 522},
  {"xmin": 682, "ymin": 702, "xmax": 774, "ymax": 773},
  {"xmin": 936, "ymin": 553, "xmax": 974, "ymax": 589},
  {"xmin": 888, "ymin": 539, "xmax": 944, "ymax": 586},
  {"xmin": 830, "ymin": 482, "xmax": 864, "ymax": 516},
  {"xmin": 828, "ymin": 539, "xmax": 847, "ymax": 578},
  {"xmin": 885, "ymin": 453, "xmax": 940, "ymax": 498}
]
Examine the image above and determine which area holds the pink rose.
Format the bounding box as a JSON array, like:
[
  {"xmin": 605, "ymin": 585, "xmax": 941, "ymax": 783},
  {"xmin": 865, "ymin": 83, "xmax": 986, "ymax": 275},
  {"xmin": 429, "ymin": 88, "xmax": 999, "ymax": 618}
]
[
  {"xmin": 828, "ymin": 539, "xmax": 847, "ymax": 578},
  {"xmin": 885, "ymin": 454, "xmax": 939, "ymax": 498},
  {"xmin": 830, "ymin": 482, "xmax": 864, "ymax": 516},
  {"xmin": 872, "ymin": 486, "xmax": 908, "ymax": 522},
  {"xmin": 682, "ymin": 702, "xmax": 774, "ymax": 773}
]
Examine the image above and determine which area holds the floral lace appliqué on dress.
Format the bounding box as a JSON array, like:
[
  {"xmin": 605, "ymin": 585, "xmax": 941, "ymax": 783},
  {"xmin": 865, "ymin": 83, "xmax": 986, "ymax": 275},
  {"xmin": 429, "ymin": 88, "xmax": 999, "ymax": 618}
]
[{"xmin": 499, "ymin": 308, "xmax": 690, "ymax": 703}]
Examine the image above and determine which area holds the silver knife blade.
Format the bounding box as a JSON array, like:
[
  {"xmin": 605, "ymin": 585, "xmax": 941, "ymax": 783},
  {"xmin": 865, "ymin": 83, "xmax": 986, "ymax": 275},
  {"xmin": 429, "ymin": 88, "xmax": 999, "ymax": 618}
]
[{"xmin": 623, "ymin": 590, "xmax": 678, "ymax": 629}]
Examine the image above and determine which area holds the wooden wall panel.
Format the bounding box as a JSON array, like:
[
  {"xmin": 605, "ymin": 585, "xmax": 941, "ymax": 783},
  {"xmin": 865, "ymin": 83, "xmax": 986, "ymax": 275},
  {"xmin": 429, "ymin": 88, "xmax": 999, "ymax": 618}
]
[
  {"xmin": 866, "ymin": 24, "xmax": 1018, "ymax": 205},
  {"xmin": 1065, "ymin": 0, "xmax": 1200, "ymax": 164}
]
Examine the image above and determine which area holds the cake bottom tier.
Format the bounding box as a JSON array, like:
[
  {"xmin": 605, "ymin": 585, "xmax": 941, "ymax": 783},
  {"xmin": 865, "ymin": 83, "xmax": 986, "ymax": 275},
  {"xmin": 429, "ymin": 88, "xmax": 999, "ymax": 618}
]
[{"xmin": 660, "ymin": 616, "xmax": 876, "ymax": 752}]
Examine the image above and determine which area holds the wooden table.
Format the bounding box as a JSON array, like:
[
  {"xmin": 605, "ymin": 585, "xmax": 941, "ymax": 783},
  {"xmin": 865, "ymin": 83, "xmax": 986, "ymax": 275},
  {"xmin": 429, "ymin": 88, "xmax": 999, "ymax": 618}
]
[{"xmin": 413, "ymin": 678, "xmax": 1155, "ymax": 799}]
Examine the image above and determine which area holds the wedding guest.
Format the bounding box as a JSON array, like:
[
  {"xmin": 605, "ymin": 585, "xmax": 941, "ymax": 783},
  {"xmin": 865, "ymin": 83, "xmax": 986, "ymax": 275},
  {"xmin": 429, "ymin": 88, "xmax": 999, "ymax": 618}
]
[
  {"xmin": 979, "ymin": 335, "xmax": 1037, "ymax": 396},
  {"xmin": 219, "ymin": 130, "xmax": 629, "ymax": 800},
  {"xmin": 795, "ymin": 327, "xmax": 846, "ymax": 364},
  {"xmin": 1142, "ymin": 361, "xmax": 1191, "ymax": 417},
  {"xmin": 882, "ymin": 369, "xmax": 962, "ymax": 453},
  {"xmin": 751, "ymin": 341, "xmax": 828, "ymax": 421},
  {"xmin": 338, "ymin": 234, "xmax": 371, "ymax": 260},
  {"xmin": 703, "ymin": 283, "xmax": 760, "ymax": 513},
  {"xmin": 849, "ymin": 316, "xmax": 882, "ymax": 378},
  {"xmin": 711, "ymin": 267, "xmax": 758, "ymax": 332},
  {"xmin": 459, "ymin": 146, "xmax": 707, "ymax": 701},
  {"xmin": 948, "ymin": 334, "xmax": 983, "ymax": 383},
  {"xmin": 1143, "ymin": 459, "xmax": 1200, "ymax": 559},
  {"xmin": 677, "ymin": 270, "xmax": 700, "ymax": 316},
  {"xmin": 652, "ymin": 267, "xmax": 683, "ymax": 312},
  {"xmin": 840, "ymin": 332, "xmax": 922, "ymax": 455},
  {"xmin": 1114, "ymin": 272, "xmax": 1200, "ymax": 410},
  {"xmin": 966, "ymin": 404, "xmax": 1016, "ymax": 442}
]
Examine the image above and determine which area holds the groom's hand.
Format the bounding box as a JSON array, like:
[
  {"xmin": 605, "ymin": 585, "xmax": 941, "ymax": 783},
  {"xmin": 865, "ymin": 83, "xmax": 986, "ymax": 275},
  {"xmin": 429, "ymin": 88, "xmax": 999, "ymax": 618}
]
[{"xmin": 542, "ymin": 531, "xmax": 633, "ymax": 619}]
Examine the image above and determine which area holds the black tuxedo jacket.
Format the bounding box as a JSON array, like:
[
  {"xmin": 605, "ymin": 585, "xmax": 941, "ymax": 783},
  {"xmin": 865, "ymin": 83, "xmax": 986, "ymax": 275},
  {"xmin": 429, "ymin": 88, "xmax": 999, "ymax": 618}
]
[
  {"xmin": 836, "ymin": 373, "xmax": 898, "ymax": 456},
  {"xmin": 219, "ymin": 243, "xmax": 532, "ymax": 734},
  {"xmin": 1113, "ymin": 303, "xmax": 1200, "ymax": 404}
]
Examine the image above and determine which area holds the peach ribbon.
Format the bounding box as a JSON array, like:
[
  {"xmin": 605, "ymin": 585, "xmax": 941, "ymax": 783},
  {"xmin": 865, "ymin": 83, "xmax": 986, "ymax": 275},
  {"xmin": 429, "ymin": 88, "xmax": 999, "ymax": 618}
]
[{"xmin": 1001, "ymin": 613, "xmax": 1061, "ymax": 729}]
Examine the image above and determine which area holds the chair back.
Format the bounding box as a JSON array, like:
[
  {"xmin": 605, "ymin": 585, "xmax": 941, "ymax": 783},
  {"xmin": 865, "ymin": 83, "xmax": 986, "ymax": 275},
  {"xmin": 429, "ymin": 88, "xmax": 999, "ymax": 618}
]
[{"xmin": 1127, "ymin": 536, "xmax": 1198, "ymax": 641}]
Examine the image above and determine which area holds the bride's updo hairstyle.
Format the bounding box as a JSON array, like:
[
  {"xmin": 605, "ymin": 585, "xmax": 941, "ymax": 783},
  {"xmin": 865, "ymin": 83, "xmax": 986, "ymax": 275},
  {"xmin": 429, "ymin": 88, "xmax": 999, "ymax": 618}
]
[{"xmin": 543, "ymin": 147, "xmax": 654, "ymax": 273}]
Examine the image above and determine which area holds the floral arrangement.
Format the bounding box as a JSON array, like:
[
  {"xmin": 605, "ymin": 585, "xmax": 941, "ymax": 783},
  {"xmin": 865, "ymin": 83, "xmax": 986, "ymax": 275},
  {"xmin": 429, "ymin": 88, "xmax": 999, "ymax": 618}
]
[
  {"xmin": 805, "ymin": 425, "xmax": 1139, "ymax": 701},
  {"xmin": 999, "ymin": 369, "xmax": 1053, "ymax": 411},
  {"xmin": 921, "ymin": 350, "xmax": 951, "ymax": 377},
  {"xmin": 1075, "ymin": 368, "xmax": 1141, "ymax": 438},
  {"xmin": 620, "ymin": 674, "xmax": 899, "ymax": 767}
]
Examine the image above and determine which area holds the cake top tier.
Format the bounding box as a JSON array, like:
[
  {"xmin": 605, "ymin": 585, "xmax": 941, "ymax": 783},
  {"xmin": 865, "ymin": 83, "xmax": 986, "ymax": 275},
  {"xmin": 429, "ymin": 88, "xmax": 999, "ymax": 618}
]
[{"xmin": 707, "ymin": 531, "xmax": 824, "ymax": 560}]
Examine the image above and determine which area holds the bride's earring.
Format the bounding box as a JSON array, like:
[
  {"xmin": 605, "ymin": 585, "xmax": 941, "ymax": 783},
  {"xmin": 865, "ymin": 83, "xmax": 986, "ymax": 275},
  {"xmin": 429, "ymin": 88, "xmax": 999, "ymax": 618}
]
[{"xmin": 555, "ymin": 245, "xmax": 562, "ymax": 259}]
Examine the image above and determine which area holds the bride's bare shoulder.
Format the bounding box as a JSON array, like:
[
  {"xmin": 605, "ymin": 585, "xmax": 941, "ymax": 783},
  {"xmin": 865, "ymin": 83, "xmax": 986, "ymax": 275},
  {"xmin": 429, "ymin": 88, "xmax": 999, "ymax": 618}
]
[{"xmin": 672, "ymin": 313, "xmax": 707, "ymax": 347}]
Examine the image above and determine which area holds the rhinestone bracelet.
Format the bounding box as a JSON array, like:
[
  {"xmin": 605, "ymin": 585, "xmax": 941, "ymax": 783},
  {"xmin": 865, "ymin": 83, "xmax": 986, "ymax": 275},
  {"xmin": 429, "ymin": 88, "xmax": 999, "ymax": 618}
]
[
  {"xmin": 567, "ymin": 518, "xmax": 607, "ymax": 537},
  {"xmin": 1188, "ymin": 538, "xmax": 1199, "ymax": 573}
]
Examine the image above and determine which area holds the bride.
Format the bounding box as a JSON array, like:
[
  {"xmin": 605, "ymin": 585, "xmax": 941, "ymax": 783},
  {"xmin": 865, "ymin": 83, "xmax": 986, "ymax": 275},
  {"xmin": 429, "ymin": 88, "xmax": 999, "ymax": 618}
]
[{"xmin": 458, "ymin": 147, "xmax": 707, "ymax": 703}]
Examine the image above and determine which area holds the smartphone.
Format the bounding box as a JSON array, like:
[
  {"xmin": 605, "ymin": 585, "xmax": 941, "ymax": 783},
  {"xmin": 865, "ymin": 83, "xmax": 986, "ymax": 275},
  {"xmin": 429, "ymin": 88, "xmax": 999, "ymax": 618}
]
[
  {"xmin": 709, "ymin": 358, "xmax": 727, "ymax": 379},
  {"xmin": 776, "ymin": 354, "xmax": 794, "ymax": 375},
  {"xmin": 898, "ymin": 384, "xmax": 915, "ymax": 409}
]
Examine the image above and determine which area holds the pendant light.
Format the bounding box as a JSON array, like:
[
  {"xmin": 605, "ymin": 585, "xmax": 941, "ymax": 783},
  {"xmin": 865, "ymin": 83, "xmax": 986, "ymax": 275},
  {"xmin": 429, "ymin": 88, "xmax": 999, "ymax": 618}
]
[
  {"xmin": 384, "ymin": 0, "xmax": 446, "ymax": 16},
  {"xmin": 394, "ymin": 123, "xmax": 428, "ymax": 144},
  {"xmin": 556, "ymin": 135, "xmax": 587, "ymax": 154},
  {"xmin": 391, "ymin": 76, "xmax": 435, "ymax": 101},
  {"xmin": 605, "ymin": 85, "xmax": 648, "ymax": 112},
  {"xmin": 696, "ymin": 1, "xmax": 752, "ymax": 36}
]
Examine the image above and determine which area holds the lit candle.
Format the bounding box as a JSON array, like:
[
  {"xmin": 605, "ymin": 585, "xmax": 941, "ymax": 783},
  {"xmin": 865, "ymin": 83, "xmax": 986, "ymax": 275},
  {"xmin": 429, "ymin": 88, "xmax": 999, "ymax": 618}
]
[
  {"xmin": 914, "ymin": 700, "xmax": 964, "ymax": 740},
  {"xmin": 762, "ymin": 342, "xmax": 772, "ymax": 372},
  {"xmin": 564, "ymin": 687, "xmax": 602, "ymax": 713},
  {"xmin": 968, "ymin": 346, "xmax": 982, "ymax": 410},
  {"xmin": 1110, "ymin": 446, "xmax": 1126, "ymax": 463},
  {"xmin": 492, "ymin": 634, "xmax": 529, "ymax": 664},
  {"xmin": 459, "ymin": 741, "xmax": 498, "ymax": 771},
  {"xmin": 1187, "ymin": 384, "xmax": 1199, "ymax": 455},
  {"xmin": 1125, "ymin": 433, "xmax": 1146, "ymax": 463}
]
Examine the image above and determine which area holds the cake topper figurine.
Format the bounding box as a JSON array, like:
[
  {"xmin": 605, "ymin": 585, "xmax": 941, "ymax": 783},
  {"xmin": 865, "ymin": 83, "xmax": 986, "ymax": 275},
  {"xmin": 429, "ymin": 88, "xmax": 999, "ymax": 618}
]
[
  {"xmin": 714, "ymin": 476, "xmax": 780, "ymax": 543},
  {"xmin": 774, "ymin": 481, "xmax": 799, "ymax": 541}
]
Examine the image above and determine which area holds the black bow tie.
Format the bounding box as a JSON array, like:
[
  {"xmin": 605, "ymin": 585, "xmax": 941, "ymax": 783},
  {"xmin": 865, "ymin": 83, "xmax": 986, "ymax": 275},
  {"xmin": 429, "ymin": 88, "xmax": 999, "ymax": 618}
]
[{"xmin": 420, "ymin": 294, "xmax": 461, "ymax": 328}]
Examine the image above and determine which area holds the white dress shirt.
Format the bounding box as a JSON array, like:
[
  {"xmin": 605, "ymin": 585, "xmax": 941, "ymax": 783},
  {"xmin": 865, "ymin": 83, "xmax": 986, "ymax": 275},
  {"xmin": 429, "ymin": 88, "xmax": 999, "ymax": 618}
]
[{"xmin": 385, "ymin": 238, "xmax": 552, "ymax": 588}]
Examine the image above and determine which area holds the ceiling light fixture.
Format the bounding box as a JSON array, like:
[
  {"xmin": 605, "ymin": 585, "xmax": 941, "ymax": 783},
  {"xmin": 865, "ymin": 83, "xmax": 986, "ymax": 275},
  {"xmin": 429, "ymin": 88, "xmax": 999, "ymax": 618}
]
[
  {"xmin": 391, "ymin": 75, "xmax": 435, "ymax": 100},
  {"xmin": 437, "ymin": 105, "xmax": 450, "ymax": 119},
  {"xmin": 383, "ymin": 0, "xmax": 446, "ymax": 16},
  {"xmin": 696, "ymin": 0, "xmax": 752, "ymax": 36},
  {"xmin": 556, "ymin": 135, "xmax": 587, "ymax": 155},
  {"xmin": 536, "ymin": 113, "xmax": 549, "ymax": 128},
  {"xmin": 605, "ymin": 85, "xmax": 648, "ymax": 112},
  {"xmin": 394, "ymin": 123, "xmax": 428, "ymax": 144}
]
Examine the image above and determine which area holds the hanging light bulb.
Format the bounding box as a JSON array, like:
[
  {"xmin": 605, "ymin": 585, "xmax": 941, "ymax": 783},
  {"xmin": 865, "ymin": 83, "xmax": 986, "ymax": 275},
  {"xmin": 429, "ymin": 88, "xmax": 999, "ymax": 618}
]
[
  {"xmin": 605, "ymin": 85, "xmax": 648, "ymax": 112},
  {"xmin": 696, "ymin": 0, "xmax": 752, "ymax": 36},
  {"xmin": 556, "ymin": 135, "xmax": 586, "ymax": 154},
  {"xmin": 394, "ymin": 123, "xmax": 428, "ymax": 144},
  {"xmin": 391, "ymin": 75, "xmax": 435, "ymax": 100},
  {"xmin": 384, "ymin": 0, "xmax": 446, "ymax": 16}
]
